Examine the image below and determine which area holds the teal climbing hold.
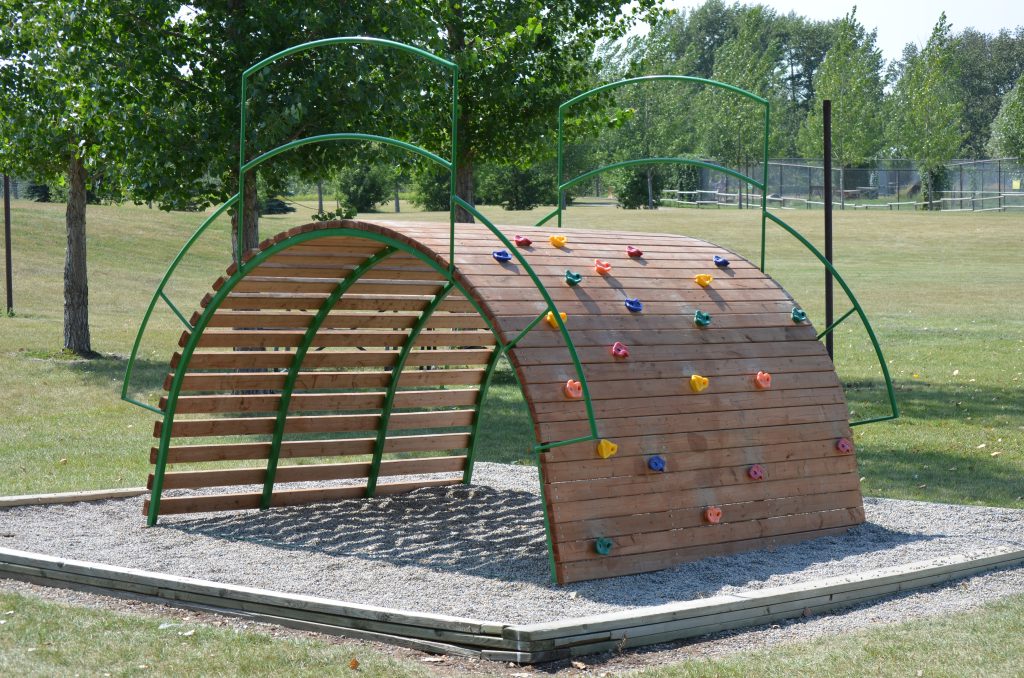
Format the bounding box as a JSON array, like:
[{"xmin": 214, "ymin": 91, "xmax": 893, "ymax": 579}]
[
  {"xmin": 565, "ymin": 270, "xmax": 583, "ymax": 286},
  {"xmin": 694, "ymin": 309, "xmax": 712, "ymax": 327},
  {"xmin": 791, "ymin": 307, "xmax": 808, "ymax": 323},
  {"xmin": 595, "ymin": 537, "xmax": 614, "ymax": 555}
]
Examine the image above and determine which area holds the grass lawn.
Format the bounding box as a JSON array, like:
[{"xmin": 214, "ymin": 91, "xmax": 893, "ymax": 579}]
[{"xmin": 0, "ymin": 198, "xmax": 1021, "ymax": 674}]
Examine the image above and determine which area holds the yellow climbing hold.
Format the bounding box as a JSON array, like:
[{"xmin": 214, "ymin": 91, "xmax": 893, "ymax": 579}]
[
  {"xmin": 545, "ymin": 310, "xmax": 568, "ymax": 329},
  {"xmin": 597, "ymin": 439, "xmax": 619, "ymax": 459},
  {"xmin": 549, "ymin": 234, "xmax": 568, "ymax": 248},
  {"xmin": 694, "ymin": 273, "xmax": 714, "ymax": 288},
  {"xmin": 689, "ymin": 374, "xmax": 709, "ymax": 393}
]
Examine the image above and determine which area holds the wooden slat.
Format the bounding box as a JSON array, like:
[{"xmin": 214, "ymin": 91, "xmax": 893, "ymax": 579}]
[
  {"xmin": 216, "ymin": 294, "xmax": 475, "ymax": 313},
  {"xmin": 149, "ymin": 478, "xmax": 461, "ymax": 515},
  {"xmin": 233, "ymin": 278, "xmax": 447, "ymax": 296},
  {"xmin": 511, "ymin": 325, "xmax": 817, "ymax": 348},
  {"xmin": 155, "ymin": 431, "xmax": 472, "ymax": 464},
  {"xmin": 154, "ymin": 456, "xmax": 467, "ymax": 490},
  {"xmin": 173, "ymin": 368, "xmax": 487, "ymax": 392},
  {"xmin": 186, "ymin": 348, "xmax": 494, "ymax": 370},
  {"xmin": 167, "ymin": 389, "xmax": 482, "ymax": 414},
  {"xmin": 205, "ymin": 311, "xmax": 488, "ymax": 330},
  {"xmin": 193, "ymin": 329, "xmax": 494, "ymax": 349},
  {"xmin": 160, "ymin": 409, "xmax": 476, "ymax": 438},
  {"xmin": 513, "ymin": 340, "xmax": 825, "ymax": 367}
]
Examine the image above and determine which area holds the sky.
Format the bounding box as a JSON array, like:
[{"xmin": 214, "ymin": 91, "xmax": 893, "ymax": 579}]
[{"xmin": 659, "ymin": 0, "xmax": 1024, "ymax": 64}]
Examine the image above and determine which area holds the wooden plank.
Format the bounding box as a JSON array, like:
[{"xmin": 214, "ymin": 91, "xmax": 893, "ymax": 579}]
[
  {"xmin": 249, "ymin": 265, "xmax": 446, "ymax": 282},
  {"xmin": 186, "ymin": 348, "xmax": 494, "ymax": 370},
  {"xmin": 161, "ymin": 409, "xmax": 476, "ymax": 438},
  {"xmin": 535, "ymin": 403, "xmax": 851, "ymax": 444},
  {"xmin": 514, "ymin": 340, "xmax": 826, "ymax": 367},
  {"xmin": 205, "ymin": 311, "xmax": 488, "ymax": 330},
  {"xmin": 233, "ymin": 279, "xmax": 447, "ymax": 296},
  {"xmin": 501, "ymin": 312, "xmax": 814, "ymax": 333},
  {"xmin": 543, "ymin": 455, "xmax": 857, "ymax": 504},
  {"xmin": 194, "ymin": 329, "xmax": 494, "ymax": 349},
  {"xmin": 150, "ymin": 478, "xmax": 462, "ymax": 515},
  {"xmin": 484, "ymin": 299, "xmax": 804, "ymax": 318},
  {"xmin": 168, "ymin": 388, "xmax": 481, "ymax": 415},
  {"xmin": 519, "ymin": 354, "xmax": 838, "ymax": 384},
  {"xmin": 216, "ymin": 294, "xmax": 475, "ymax": 313},
  {"xmin": 156, "ymin": 432, "xmax": 473, "ymax": 464},
  {"xmin": 174, "ymin": 367, "xmax": 486, "ymax": 392},
  {"xmin": 476, "ymin": 285, "xmax": 792, "ymax": 304},
  {"xmin": 0, "ymin": 487, "xmax": 148, "ymax": 508},
  {"xmin": 511, "ymin": 325, "xmax": 817, "ymax": 348},
  {"xmin": 548, "ymin": 471, "xmax": 861, "ymax": 523},
  {"xmin": 155, "ymin": 456, "xmax": 466, "ymax": 490},
  {"xmin": 550, "ymin": 490, "xmax": 864, "ymax": 543}
]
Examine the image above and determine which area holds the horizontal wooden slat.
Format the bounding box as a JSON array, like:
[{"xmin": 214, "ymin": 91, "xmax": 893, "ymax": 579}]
[
  {"xmin": 205, "ymin": 311, "xmax": 488, "ymax": 330},
  {"xmin": 154, "ymin": 456, "xmax": 467, "ymax": 490},
  {"xmin": 193, "ymin": 329, "xmax": 494, "ymax": 349},
  {"xmin": 172, "ymin": 368, "xmax": 487, "ymax": 392},
  {"xmin": 148, "ymin": 478, "xmax": 461, "ymax": 515},
  {"xmin": 154, "ymin": 432, "xmax": 473, "ymax": 464},
  {"xmin": 159, "ymin": 409, "xmax": 476, "ymax": 438},
  {"xmin": 185, "ymin": 349, "xmax": 494, "ymax": 370}
]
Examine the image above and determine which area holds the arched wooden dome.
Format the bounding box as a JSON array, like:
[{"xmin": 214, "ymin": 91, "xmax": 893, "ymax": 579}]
[{"xmin": 148, "ymin": 219, "xmax": 862, "ymax": 584}]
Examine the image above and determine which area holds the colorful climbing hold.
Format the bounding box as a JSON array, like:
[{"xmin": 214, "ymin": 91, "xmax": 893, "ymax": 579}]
[
  {"xmin": 564, "ymin": 379, "xmax": 583, "ymax": 399},
  {"xmin": 748, "ymin": 464, "xmax": 766, "ymax": 481},
  {"xmin": 713, "ymin": 255, "xmax": 730, "ymax": 267},
  {"xmin": 625, "ymin": 298, "xmax": 643, "ymax": 313},
  {"xmin": 492, "ymin": 249, "xmax": 512, "ymax": 263},
  {"xmin": 565, "ymin": 270, "xmax": 583, "ymax": 286},
  {"xmin": 754, "ymin": 371, "xmax": 772, "ymax": 390},
  {"xmin": 694, "ymin": 309, "xmax": 712, "ymax": 327},
  {"xmin": 610, "ymin": 341, "xmax": 630, "ymax": 358},
  {"xmin": 648, "ymin": 455, "xmax": 667, "ymax": 472},
  {"xmin": 545, "ymin": 310, "xmax": 568, "ymax": 329},
  {"xmin": 704, "ymin": 506, "xmax": 723, "ymax": 524},
  {"xmin": 836, "ymin": 437, "xmax": 854, "ymax": 454},
  {"xmin": 595, "ymin": 537, "xmax": 614, "ymax": 555},
  {"xmin": 597, "ymin": 439, "xmax": 619, "ymax": 459},
  {"xmin": 549, "ymin": 234, "xmax": 568, "ymax": 248},
  {"xmin": 792, "ymin": 307, "xmax": 808, "ymax": 323},
  {"xmin": 513, "ymin": 234, "xmax": 532, "ymax": 247},
  {"xmin": 695, "ymin": 273, "xmax": 714, "ymax": 288},
  {"xmin": 626, "ymin": 245, "xmax": 643, "ymax": 258},
  {"xmin": 689, "ymin": 374, "xmax": 709, "ymax": 393},
  {"xmin": 594, "ymin": 259, "xmax": 612, "ymax": 275}
]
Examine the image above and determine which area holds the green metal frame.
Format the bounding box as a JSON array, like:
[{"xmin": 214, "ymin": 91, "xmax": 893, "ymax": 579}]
[{"xmin": 546, "ymin": 75, "xmax": 898, "ymax": 425}]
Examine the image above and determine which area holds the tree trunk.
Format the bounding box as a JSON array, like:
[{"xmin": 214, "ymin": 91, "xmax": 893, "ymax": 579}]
[
  {"xmin": 64, "ymin": 155, "xmax": 93, "ymax": 356},
  {"xmin": 316, "ymin": 181, "xmax": 324, "ymax": 214},
  {"xmin": 394, "ymin": 181, "xmax": 400, "ymax": 213},
  {"xmin": 454, "ymin": 156, "xmax": 475, "ymax": 223},
  {"xmin": 231, "ymin": 170, "xmax": 259, "ymax": 264},
  {"xmin": 646, "ymin": 167, "xmax": 654, "ymax": 209}
]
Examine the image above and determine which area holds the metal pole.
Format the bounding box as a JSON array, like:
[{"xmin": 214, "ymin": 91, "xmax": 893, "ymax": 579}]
[
  {"xmin": 3, "ymin": 174, "xmax": 12, "ymax": 315},
  {"xmin": 823, "ymin": 101, "xmax": 834, "ymax": 361}
]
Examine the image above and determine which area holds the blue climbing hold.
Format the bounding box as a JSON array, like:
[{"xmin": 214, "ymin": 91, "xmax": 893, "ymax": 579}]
[
  {"xmin": 648, "ymin": 455, "xmax": 666, "ymax": 472},
  {"xmin": 713, "ymin": 255, "xmax": 730, "ymax": 267},
  {"xmin": 625, "ymin": 297, "xmax": 643, "ymax": 313},
  {"xmin": 595, "ymin": 537, "xmax": 614, "ymax": 555},
  {"xmin": 492, "ymin": 249, "xmax": 512, "ymax": 263}
]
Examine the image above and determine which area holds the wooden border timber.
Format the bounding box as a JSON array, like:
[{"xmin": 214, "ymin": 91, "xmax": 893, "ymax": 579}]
[
  {"xmin": 0, "ymin": 545, "xmax": 1020, "ymax": 663},
  {"xmin": 0, "ymin": 488, "xmax": 147, "ymax": 508}
]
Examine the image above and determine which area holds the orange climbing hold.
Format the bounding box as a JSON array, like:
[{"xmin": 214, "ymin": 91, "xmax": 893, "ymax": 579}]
[
  {"xmin": 563, "ymin": 379, "xmax": 583, "ymax": 399},
  {"xmin": 545, "ymin": 310, "xmax": 568, "ymax": 329},
  {"xmin": 689, "ymin": 374, "xmax": 709, "ymax": 393},
  {"xmin": 754, "ymin": 371, "xmax": 772, "ymax": 389},
  {"xmin": 597, "ymin": 439, "xmax": 618, "ymax": 459},
  {"xmin": 694, "ymin": 273, "xmax": 714, "ymax": 288},
  {"xmin": 704, "ymin": 506, "xmax": 723, "ymax": 524},
  {"xmin": 549, "ymin": 234, "xmax": 568, "ymax": 248},
  {"xmin": 594, "ymin": 259, "xmax": 612, "ymax": 275}
]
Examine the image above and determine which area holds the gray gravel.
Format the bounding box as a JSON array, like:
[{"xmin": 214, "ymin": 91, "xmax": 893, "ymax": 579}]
[{"xmin": 0, "ymin": 462, "xmax": 1022, "ymax": 626}]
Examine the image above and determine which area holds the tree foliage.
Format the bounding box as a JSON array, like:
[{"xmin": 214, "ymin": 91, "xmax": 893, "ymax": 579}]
[{"xmin": 987, "ymin": 71, "xmax": 1024, "ymax": 158}]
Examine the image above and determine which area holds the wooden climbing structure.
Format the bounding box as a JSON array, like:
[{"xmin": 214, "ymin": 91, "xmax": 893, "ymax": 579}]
[{"xmin": 122, "ymin": 37, "xmax": 897, "ymax": 585}]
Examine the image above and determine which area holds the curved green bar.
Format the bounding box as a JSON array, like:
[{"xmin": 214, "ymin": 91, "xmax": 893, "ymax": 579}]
[
  {"xmin": 261, "ymin": 247, "xmax": 398, "ymax": 509},
  {"xmin": 367, "ymin": 281, "xmax": 456, "ymax": 497},
  {"xmin": 558, "ymin": 75, "xmax": 768, "ymax": 112},
  {"xmin": 241, "ymin": 133, "xmax": 451, "ymax": 175},
  {"xmin": 452, "ymin": 196, "xmax": 600, "ymax": 444},
  {"xmin": 561, "ymin": 157, "xmax": 765, "ymax": 193},
  {"xmin": 122, "ymin": 193, "xmax": 240, "ymax": 415},
  {"xmin": 243, "ymin": 36, "xmax": 457, "ymax": 80},
  {"xmin": 764, "ymin": 211, "xmax": 899, "ymax": 425}
]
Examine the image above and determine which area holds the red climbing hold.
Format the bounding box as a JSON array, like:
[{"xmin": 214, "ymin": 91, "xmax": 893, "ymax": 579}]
[
  {"xmin": 513, "ymin": 234, "xmax": 532, "ymax": 247},
  {"xmin": 626, "ymin": 245, "xmax": 643, "ymax": 258},
  {"xmin": 754, "ymin": 371, "xmax": 772, "ymax": 389},
  {"xmin": 595, "ymin": 259, "xmax": 612, "ymax": 275},
  {"xmin": 564, "ymin": 379, "xmax": 583, "ymax": 399}
]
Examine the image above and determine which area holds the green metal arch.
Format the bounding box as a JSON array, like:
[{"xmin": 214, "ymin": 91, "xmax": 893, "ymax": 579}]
[
  {"xmin": 241, "ymin": 133, "xmax": 452, "ymax": 176},
  {"xmin": 147, "ymin": 224, "xmax": 598, "ymax": 525},
  {"xmin": 561, "ymin": 157, "xmax": 765, "ymax": 193}
]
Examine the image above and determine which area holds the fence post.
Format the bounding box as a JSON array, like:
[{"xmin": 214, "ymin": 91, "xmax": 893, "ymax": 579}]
[{"xmin": 3, "ymin": 174, "xmax": 12, "ymax": 315}]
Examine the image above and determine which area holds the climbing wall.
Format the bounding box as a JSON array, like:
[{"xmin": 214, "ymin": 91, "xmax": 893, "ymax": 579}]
[{"xmin": 148, "ymin": 219, "xmax": 863, "ymax": 584}]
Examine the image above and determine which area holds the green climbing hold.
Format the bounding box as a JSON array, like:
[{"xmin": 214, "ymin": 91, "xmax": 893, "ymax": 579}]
[
  {"xmin": 694, "ymin": 309, "xmax": 712, "ymax": 327},
  {"xmin": 565, "ymin": 270, "xmax": 583, "ymax": 286},
  {"xmin": 791, "ymin": 307, "xmax": 807, "ymax": 323},
  {"xmin": 595, "ymin": 537, "xmax": 614, "ymax": 555}
]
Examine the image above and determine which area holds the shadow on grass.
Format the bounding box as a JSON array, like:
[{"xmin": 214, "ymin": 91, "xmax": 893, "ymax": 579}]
[
  {"xmin": 843, "ymin": 376, "xmax": 1024, "ymax": 423},
  {"xmin": 60, "ymin": 353, "xmax": 170, "ymax": 399},
  {"xmin": 162, "ymin": 483, "xmax": 934, "ymax": 598}
]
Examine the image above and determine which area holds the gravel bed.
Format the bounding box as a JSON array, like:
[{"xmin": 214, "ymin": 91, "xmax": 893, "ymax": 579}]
[{"xmin": 0, "ymin": 462, "xmax": 1022, "ymax": 626}]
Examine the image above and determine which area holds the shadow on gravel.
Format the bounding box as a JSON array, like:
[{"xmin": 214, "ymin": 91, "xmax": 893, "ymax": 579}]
[{"xmin": 162, "ymin": 484, "xmax": 936, "ymax": 601}]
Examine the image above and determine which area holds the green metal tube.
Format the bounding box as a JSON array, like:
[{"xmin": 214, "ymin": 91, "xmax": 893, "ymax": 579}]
[
  {"xmin": 760, "ymin": 104, "xmax": 771, "ymax": 272},
  {"xmin": 534, "ymin": 434, "xmax": 598, "ymax": 452},
  {"xmin": 562, "ymin": 158, "xmax": 764, "ymax": 194},
  {"xmin": 816, "ymin": 306, "xmax": 856, "ymax": 341},
  {"xmin": 122, "ymin": 194, "xmax": 239, "ymax": 410},
  {"xmin": 504, "ymin": 311, "xmax": 547, "ymax": 352},
  {"xmin": 535, "ymin": 460, "xmax": 560, "ymax": 584},
  {"xmin": 764, "ymin": 211, "xmax": 899, "ymax": 424},
  {"xmin": 559, "ymin": 75, "xmax": 768, "ymax": 113},
  {"xmin": 241, "ymin": 133, "xmax": 450, "ymax": 175},
  {"xmin": 243, "ymin": 36, "xmax": 457, "ymax": 80},
  {"xmin": 160, "ymin": 291, "xmax": 193, "ymax": 331},
  {"xmin": 260, "ymin": 247, "xmax": 397, "ymax": 510},
  {"xmin": 367, "ymin": 282, "xmax": 455, "ymax": 496},
  {"xmin": 534, "ymin": 208, "xmax": 559, "ymax": 229},
  {"xmin": 463, "ymin": 344, "xmax": 504, "ymax": 484}
]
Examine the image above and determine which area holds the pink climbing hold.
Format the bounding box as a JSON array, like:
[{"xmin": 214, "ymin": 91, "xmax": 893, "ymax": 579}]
[
  {"xmin": 704, "ymin": 506, "xmax": 723, "ymax": 524},
  {"xmin": 748, "ymin": 464, "xmax": 766, "ymax": 481},
  {"xmin": 610, "ymin": 341, "xmax": 629, "ymax": 358},
  {"xmin": 564, "ymin": 379, "xmax": 583, "ymax": 399},
  {"xmin": 754, "ymin": 371, "xmax": 772, "ymax": 389},
  {"xmin": 836, "ymin": 437, "xmax": 855, "ymax": 454}
]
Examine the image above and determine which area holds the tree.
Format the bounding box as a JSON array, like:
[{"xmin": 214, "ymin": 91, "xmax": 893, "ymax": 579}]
[
  {"xmin": 886, "ymin": 13, "xmax": 966, "ymax": 207},
  {"xmin": 0, "ymin": 0, "xmax": 186, "ymax": 355},
  {"xmin": 796, "ymin": 10, "xmax": 885, "ymax": 199},
  {"xmin": 987, "ymin": 71, "xmax": 1024, "ymax": 158}
]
